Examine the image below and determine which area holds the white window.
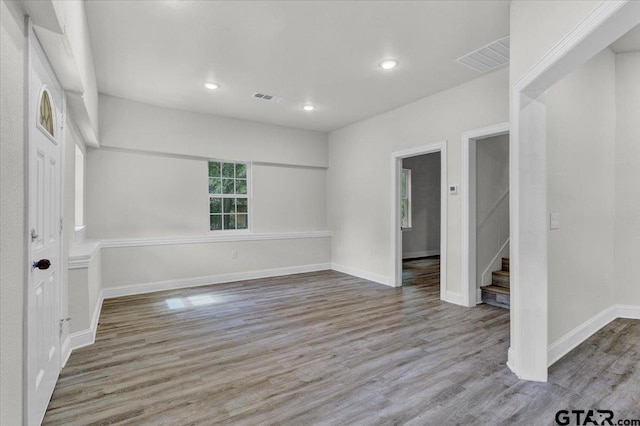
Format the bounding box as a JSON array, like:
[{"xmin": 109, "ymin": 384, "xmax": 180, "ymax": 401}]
[
  {"xmin": 208, "ymin": 161, "xmax": 249, "ymax": 231},
  {"xmin": 401, "ymin": 168, "xmax": 411, "ymax": 229},
  {"xmin": 74, "ymin": 145, "xmax": 84, "ymax": 228}
]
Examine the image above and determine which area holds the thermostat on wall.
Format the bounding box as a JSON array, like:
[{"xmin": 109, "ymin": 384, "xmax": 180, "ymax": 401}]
[{"xmin": 449, "ymin": 184, "xmax": 458, "ymax": 195}]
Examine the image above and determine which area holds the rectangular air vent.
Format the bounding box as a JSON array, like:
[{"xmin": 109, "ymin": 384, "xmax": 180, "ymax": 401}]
[
  {"xmin": 253, "ymin": 92, "xmax": 283, "ymax": 103},
  {"xmin": 456, "ymin": 35, "xmax": 510, "ymax": 73}
]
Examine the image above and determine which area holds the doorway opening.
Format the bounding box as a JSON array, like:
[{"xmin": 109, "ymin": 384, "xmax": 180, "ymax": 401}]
[
  {"xmin": 401, "ymin": 152, "xmax": 441, "ymax": 292},
  {"xmin": 462, "ymin": 123, "xmax": 510, "ymax": 308},
  {"xmin": 391, "ymin": 142, "xmax": 449, "ymax": 302}
]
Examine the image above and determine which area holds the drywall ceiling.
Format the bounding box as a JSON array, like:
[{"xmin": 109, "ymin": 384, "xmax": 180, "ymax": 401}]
[
  {"xmin": 610, "ymin": 23, "xmax": 640, "ymax": 53},
  {"xmin": 85, "ymin": 1, "xmax": 510, "ymax": 132}
]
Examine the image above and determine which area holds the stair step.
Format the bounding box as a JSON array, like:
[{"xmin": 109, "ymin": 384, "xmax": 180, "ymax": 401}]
[
  {"xmin": 481, "ymin": 285, "xmax": 510, "ymax": 309},
  {"xmin": 491, "ymin": 270, "xmax": 510, "ymax": 288},
  {"xmin": 481, "ymin": 285, "xmax": 510, "ymax": 295},
  {"xmin": 502, "ymin": 257, "xmax": 510, "ymax": 272}
]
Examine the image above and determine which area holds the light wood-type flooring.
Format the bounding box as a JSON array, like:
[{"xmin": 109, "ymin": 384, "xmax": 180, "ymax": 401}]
[{"xmin": 44, "ymin": 257, "xmax": 640, "ymax": 425}]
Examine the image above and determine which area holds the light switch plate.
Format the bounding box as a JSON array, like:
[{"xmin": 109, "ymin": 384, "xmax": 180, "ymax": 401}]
[{"xmin": 449, "ymin": 184, "xmax": 458, "ymax": 195}]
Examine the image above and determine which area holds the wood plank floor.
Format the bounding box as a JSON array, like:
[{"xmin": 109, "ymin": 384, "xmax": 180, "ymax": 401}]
[{"xmin": 44, "ymin": 259, "xmax": 640, "ymax": 425}]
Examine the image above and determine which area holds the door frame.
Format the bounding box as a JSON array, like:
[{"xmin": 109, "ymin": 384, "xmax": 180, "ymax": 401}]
[
  {"xmin": 391, "ymin": 141, "xmax": 448, "ymax": 300},
  {"xmin": 461, "ymin": 122, "xmax": 510, "ymax": 307},
  {"xmin": 26, "ymin": 22, "xmax": 66, "ymax": 425},
  {"xmin": 509, "ymin": 0, "xmax": 640, "ymax": 381}
]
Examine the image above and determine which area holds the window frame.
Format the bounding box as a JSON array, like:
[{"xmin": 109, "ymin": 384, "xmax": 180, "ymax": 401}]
[
  {"xmin": 207, "ymin": 159, "xmax": 251, "ymax": 233},
  {"xmin": 401, "ymin": 168, "xmax": 412, "ymax": 230}
]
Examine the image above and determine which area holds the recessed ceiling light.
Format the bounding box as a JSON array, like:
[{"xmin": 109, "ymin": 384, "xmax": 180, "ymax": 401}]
[
  {"xmin": 303, "ymin": 105, "xmax": 315, "ymax": 111},
  {"xmin": 204, "ymin": 82, "xmax": 220, "ymax": 90},
  {"xmin": 379, "ymin": 59, "xmax": 399, "ymax": 70}
]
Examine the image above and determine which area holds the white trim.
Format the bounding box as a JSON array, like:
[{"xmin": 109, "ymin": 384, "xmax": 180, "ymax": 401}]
[
  {"xmin": 331, "ymin": 263, "xmax": 392, "ymax": 287},
  {"xmin": 67, "ymin": 231, "xmax": 331, "ymax": 264},
  {"xmin": 60, "ymin": 336, "xmax": 71, "ymax": 369},
  {"xmin": 102, "ymin": 263, "xmax": 331, "ymax": 299},
  {"xmin": 251, "ymin": 161, "xmax": 328, "ymax": 170},
  {"xmin": 509, "ymin": 0, "xmax": 640, "ymax": 382},
  {"xmin": 514, "ymin": 1, "xmax": 636, "ymax": 95},
  {"xmin": 480, "ymin": 238, "xmax": 510, "ymax": 287},
  {"xmin": 442, "ymin": 291, "xmax": 464, "ymax": 306},
  {"xmin": 101, "ymin": 230, "xmax": 331, "ymax": 249},
  {"xmin": 402, "ymin": 250, "xmax": 440, "ymax": 260},
  {"xmin": 68, "ymin": 240, "xmax": 101, "ymax": 269},
  {"xmin": 477, "ymin": 187, "xmax": 510, "ymax": 230},
  {"xmin": 67, "ymin": 291, "xmax": 103, "ymax": 352},
  {"xmin": 617, "ymin": 305, "xmax": 640, "ymax": 319},
  {"xmin": 391, "ymin": 142, "xmax": 448, "ymax": 299},
  {"xmin": 97, "ymin": 145, "xmax": 328, "ymax": 170},
  {"xmin": 461, "ymin": 123, "xmax": 509, "ymax": 308},
  {"xmin": 547, "ymin": 305, "xmax": 640, "ymax": 367}
]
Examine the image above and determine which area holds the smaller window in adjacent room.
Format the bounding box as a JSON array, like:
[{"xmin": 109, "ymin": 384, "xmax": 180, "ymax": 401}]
[
  {"xmin": 208, "ymin": 160, "xmax": 249, "ymax": 231},
  {"xmin": 401, "ymin": 168, "xmax": 411, "ymax": 229},
  {"xmin": 74, "ymin": 145, "xmax": 84, "ymax": 228}
]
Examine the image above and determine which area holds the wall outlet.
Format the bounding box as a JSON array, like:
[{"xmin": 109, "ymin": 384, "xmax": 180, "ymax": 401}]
[
  {"xmin": 550, "ymin": 212, "xmax": 561, "ymax": 230},
  {"xmin": 231, "ymin": 250, "xmax": 238, "ymax": 259}
]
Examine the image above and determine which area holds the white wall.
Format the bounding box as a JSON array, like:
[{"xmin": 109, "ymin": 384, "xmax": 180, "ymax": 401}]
[
  {"xmin": 99, "ymin": 94, "xmax": 327, "ymax": 167},
  {"xmin": 547, "ymin": 49, "xmax": 616, "ymax": 344},
  {"xmin": 87, "ymin": 95, "xmax": 330, "ymax": 292},
  {"xmin": 68, "ymin": 250, "xmax": 101, "ymax": 334},
  {"xmin": 0, "ymin": 1, "xmax": 26, "ymax": 423},
  {"xmin": 328, "ymin": 68, "xmax": 508, "ymax": 293},
  {"xmin": 56, "ymin": 0, "xmax": 99, "ymax": 133},
  {"xmin": 614, "ymin": 51, "xmax": 640, "ymax": 306},
  {"xmin": 475, "ymin": 133, "xmax": 509, "ymax": 286},
  {"xmin": 510, "ymin": 1, "xmax": 601, "ymax": 83},
  {"xmin": 49, "ymin": 0, "xmax": 99, "ymax": 145},
  {"xmin": 101, "ymin": 238, "xmax": 330, "ymax": 290},
  {"xmin": 87, "ymin": 149, "xmax": 207, "ymax": 238},
  {"xmin": 402, "ymin": 153, "xmax": 441, "ymax": 258}
]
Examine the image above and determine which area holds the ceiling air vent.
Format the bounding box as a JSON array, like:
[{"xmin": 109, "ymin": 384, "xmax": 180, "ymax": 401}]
[
  {"xmin": 253, "ymin": 92, "xmax": 283, "ymax": 103},
  {"xmin": 456, "ymin": 35, "xmax": 510, "ymax": 73}
]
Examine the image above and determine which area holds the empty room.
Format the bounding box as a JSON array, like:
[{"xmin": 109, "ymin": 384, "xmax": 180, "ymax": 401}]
[{"xmin": 1, "ymin": 1, "xmax": 640, "ymax": 425}]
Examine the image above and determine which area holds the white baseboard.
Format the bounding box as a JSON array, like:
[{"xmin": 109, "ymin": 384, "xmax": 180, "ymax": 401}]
[
  {"xmin": 507, "ymin": 347, "xmax": 517, "ymax": 376},
  {"xmin": 65, "ymin": 290, "xmax": 105, "ymax": 362},
  {"xmin": 102, "ymin": 263, "xmax": 332, "ymax": 299},
  {"xmin": 547, "ymin": 304, "xmax": 640, "ymax": 367},
  {"xmin": 441, "ymin": 291, "xmax": 464, "ymax": 306},
  {"xmin": 62, "ymin": 289, "xmax": 104, "ymax": 367},
  {"xmin": 331, "ymin": 263, "xmax": 393, "ymax": 287},
  {"xmin": 476, "ymin": 288, "xmax": 482, "ymax": 305},
  {"xmin": 616, "ymin": 304, "xmax": 640, "ymax": 319},
  {"xmin": 402, "ymin": 250, "xmax": 440, "ymax": 260},
  {"xmin": 61, "ymin": 336, "xmax": 72, "ymax": 368}
]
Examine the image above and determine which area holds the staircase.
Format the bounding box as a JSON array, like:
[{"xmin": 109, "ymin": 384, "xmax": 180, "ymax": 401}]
[{"xmin": 481, "ymin": 258, "xmax": 510, "ymax": 309}]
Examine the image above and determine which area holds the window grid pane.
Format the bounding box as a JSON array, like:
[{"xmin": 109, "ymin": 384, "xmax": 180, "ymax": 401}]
[{"xmin": 209, "ymin": 160, "xmax": 249, "ymax": 231}]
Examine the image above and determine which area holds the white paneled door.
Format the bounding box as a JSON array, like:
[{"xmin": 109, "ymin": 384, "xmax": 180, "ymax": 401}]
[{"xmin": 27, "ymin": 27, "xmax": 64, "ymax": 426}]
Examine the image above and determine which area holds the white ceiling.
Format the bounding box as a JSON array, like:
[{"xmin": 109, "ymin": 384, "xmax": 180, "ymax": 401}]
[{"xmin": 85, "ymin": 1, "xmax": 510, "ymax": 132}]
